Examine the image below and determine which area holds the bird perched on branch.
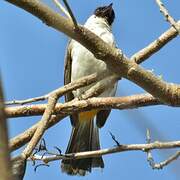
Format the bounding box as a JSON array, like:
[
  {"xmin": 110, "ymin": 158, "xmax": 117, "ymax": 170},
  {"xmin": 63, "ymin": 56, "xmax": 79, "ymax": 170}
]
[{"xmin": 62, "ymin": 3, "xmax": 117, "ymax": 176}]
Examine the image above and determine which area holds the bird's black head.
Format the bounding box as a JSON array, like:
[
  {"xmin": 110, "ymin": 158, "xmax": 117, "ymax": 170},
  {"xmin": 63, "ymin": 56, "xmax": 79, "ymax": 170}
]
[{"xmin": 94, "ymin": 3, "xmax": 115, "ymax": 25}]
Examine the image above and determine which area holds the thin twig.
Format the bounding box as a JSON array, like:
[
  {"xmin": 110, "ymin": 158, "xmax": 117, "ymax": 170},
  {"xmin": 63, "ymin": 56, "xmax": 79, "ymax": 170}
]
[
  {"xmin": 131, "ymin": 21, "xmax": 180, "ymax": 64},
  {"xmin": 80, "ymin": 74, "xmax": 118, "ymax": 99},
  {"xmin": 109, "ymin": 131, "xmax": 120, "ymax": 146},
  {"xmin": 146, "ymin": 129, "xmax": 180, "ymax": 169},
  {"xmin": 155, "ymin": 0, "xmax": 180, "ymax": 34},
  {"xmin": 34, "ymin": 163, "xmax": 50, "ymax": 172},
  {"xmin": 52, "ymin": 0, "xmax": 71, "ymax": 19},
  {"xmin": 5, "ymin": 95, "xmax": 47, "ymax": 105},
  {"xmin": 152, "ymin": 151, "xmax": 180, "ymax": 169},
  {"xmin": 28, "ymin": 140, "xmax": 180, "ymax": 164},
  {"xmin": 5, "ymin": 73, "xmax": 101, "ymax": 106},
  {"xmin": 146, "ymin": 129, "xmax": 155, "ymax": 168},
  {"xmin": 62, "ymin": 0, "xmax": 78, "ymax": 27}
]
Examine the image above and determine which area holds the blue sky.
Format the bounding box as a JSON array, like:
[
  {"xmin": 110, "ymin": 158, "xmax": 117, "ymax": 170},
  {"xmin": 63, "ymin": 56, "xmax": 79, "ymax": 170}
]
[{"xmin": 0, "ymin": 0, "xmax": 180, "ymax": 180}]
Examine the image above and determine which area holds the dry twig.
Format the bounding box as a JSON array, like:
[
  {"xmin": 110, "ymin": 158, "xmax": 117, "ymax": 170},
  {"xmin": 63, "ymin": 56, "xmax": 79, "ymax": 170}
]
[
  {"xmin": 146, "ymin": 129, "xmax": 180, "ymax": 169},
  {"xmin": 5, "ymin": 72, "xmax": 102, "ymax": 106},
  {"xmin": 62, "ymin": 0, "xmax": 78, "ymax": 27},
  {"xmin": 29, "ymin": 140, "xmax": 180, "ymax": 164},
  {"xmin": 131, "ymin": 21, "xmax": 180, "ymax": 64},
  {"xmin": 52, "ymin": 0, "xmax": 71, "ymax": 19},
  {"xmin": 5, "ymin": 96, "xmax": 47, "ymax": 106},
  {"xmin": 155, "ymin": 0, "xmax": 180, "ymax": 34}
]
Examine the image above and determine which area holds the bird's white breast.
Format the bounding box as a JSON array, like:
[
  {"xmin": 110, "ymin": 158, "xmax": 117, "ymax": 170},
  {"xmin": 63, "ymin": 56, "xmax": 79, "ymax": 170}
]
[{"xmin": 71, "ymin": 15, "xmax": 117, "ymax": 97}]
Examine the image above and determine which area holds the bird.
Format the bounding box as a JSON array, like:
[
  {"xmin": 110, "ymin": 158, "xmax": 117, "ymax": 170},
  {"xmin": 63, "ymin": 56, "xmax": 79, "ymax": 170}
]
[{"xmin": 62, "ymin": 3, "xmax": 117, "ymax": 176}]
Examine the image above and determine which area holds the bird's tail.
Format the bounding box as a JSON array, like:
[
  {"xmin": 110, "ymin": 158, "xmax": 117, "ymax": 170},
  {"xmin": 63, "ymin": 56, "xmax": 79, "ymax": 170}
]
[{"xmin": 61, "ymin": 112, "xmax": 104, "ymax": 176}]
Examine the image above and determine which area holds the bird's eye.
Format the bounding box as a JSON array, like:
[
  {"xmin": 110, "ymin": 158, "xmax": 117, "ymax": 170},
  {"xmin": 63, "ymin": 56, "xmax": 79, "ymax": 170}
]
[{"xmin": 96, "ymin": 7, "xmax": 103, "ymax": 13}]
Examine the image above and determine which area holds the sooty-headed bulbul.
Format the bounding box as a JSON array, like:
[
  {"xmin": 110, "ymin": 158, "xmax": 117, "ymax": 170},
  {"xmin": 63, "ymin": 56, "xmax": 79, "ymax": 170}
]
[{"xmin": 62, "ymin": 3, "xmax": 117, "ymax": 176}]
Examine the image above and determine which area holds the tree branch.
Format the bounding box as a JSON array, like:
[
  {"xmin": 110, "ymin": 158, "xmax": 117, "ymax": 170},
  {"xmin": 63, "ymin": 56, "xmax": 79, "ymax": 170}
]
[
  {"xmin": 21, "ymin": 95, "xmax": 58, "ymax": 159},
  {"xmin": 8, "ymin": 74, "xmax": 117, "ymax": 152},
  {"xmin": 0, "ymin": 78, "xmax": 12, "ymax": 180},
  {"xmin": 52, "ymin": 0, "xmax": 71, "ymax": 19},
  {"xmin": 62, "ymin": 0, "xmax": 77, "ymax": 27},
  {"xmin": 20, "ymin": 72, "xmax": 106, "ymax": 158},
  {"xmin": 5, "ymin": 73, "xmax": 102, "ymax": 105},
  {"xmin": 30, "ymin": 140, "xmax": 180, "ymax": 163},
  {"xmin": 5, "ymin": 0, "xmax": 180, "ymax": 106},
  {"xmin": 146, "ymin": 129, "xmax": 180, "ymax": 169},
  {"xmin": 6, "ymin": 94, "xmax": 160, "ymax": 118},
  {"xmin": 155, "ymin": 0, "xmax": 180, "ymax": 34},
  {"xmin": 131, "ymin": 21, "xmax": 180, "ymax": 64},
  {"xmin": 149, "ymin": 151, "xmax": 180, "ymax": 169},
  {"xmin": 8, "ymin": 93, "xmax": 160, "ymax": 152},
  {"xmin": 9, "ymin": 114, "xmax": 65, "ymax": 152}
]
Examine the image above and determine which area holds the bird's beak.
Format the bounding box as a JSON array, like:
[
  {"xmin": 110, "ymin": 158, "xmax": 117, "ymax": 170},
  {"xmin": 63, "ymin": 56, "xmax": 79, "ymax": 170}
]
[
  {"xmin": 104, "ymin": 3, "xmax": 113, "ymax": 13},
  {"xmin": 108, "ymin": 3, "xmax": 113, "ymax": 8}
]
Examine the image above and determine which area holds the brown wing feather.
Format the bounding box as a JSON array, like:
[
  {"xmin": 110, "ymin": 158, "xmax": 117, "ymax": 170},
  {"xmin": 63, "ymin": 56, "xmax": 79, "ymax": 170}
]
[
  {"xmin": 64, "ymin": 40, "xmax": 73, "ymax": 101},
  {"xmin": 64, "ymin": 40, "xmax": 78, "ymax": 126}
]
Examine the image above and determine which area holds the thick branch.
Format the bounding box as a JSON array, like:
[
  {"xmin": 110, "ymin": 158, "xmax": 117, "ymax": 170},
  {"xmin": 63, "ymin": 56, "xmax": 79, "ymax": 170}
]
[
  {"xmin": 6, "ymin": 94, "xmax": 160, "ymax": 118},
  {"xmin": 0, "ymin": 79, "xmax": 12, "ymax": 180},
  {"xmin": 5, "ymin": 0, "xmax": 180, "ymax": 105}
]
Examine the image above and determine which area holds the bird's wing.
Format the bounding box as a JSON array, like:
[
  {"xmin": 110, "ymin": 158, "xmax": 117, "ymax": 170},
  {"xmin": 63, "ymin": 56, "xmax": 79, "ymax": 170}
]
[
  {"xmin": 64, "ymin": 40, "xmax": 78, "ymax": 126},
  {"xmin": 64, "ymin": 40, "xmax": 116, "ymax": 128},
  {"xmin": 96, "ymin": 41, "xmax": 118, "ymax": 128}
]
